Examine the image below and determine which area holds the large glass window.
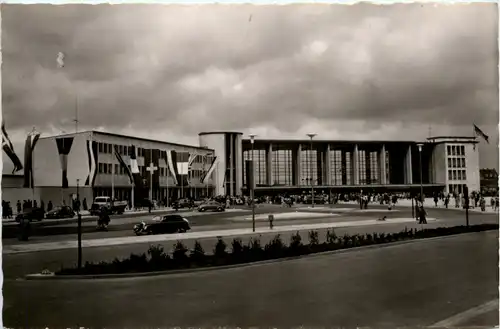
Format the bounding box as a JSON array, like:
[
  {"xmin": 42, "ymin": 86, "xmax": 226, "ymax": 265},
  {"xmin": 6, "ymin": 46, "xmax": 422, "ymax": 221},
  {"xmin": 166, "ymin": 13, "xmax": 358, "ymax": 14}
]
[
  {"xmin": 358, "ymin": 150, "xmax": 366, "ymax": 185},
  {"xmin": 369, "ymin": 151, "xmax": 380, "ymax": 184},
  {"xmin": 329, "ymin": 149, "xmax": 343, "ymax": 186},
  {"xmin": 243, "ymin": 149, "xmax": 267, "ymax": 185},
  {"xmin": 272, "ymin": 147, "xmax": 293, "ymax": 186},
  {"xmin": 300, "ymin": 145, "xmax": 318, "ymax": 186}
]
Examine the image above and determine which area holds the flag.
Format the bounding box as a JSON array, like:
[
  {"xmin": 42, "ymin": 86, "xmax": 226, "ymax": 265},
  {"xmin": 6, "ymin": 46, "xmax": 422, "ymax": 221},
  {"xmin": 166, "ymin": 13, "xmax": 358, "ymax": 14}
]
[
  {"xmin": 130, "ymin": 145, "xmax": 140, "ymax": 174},
  {"xmin": 23, "ymin": 130, "xmax": 41, "ymax": 188},
  {"xmin": 56, "ymin": 137, "xmax": 74, "ymax": 188},
  {"xmin": 114, "ymin": 145, "xmax": 133, "ymax": 184},
  {"xmin": 2, "ymin": 122, "xmax": 23, "ymax": 174},
  {"xmin": 474, "ymin": 124, "xmax": 489, "ymax": 143},
  {"xmin": 57, "ymin": 52, "xmax": 65, "ymax": 68}
]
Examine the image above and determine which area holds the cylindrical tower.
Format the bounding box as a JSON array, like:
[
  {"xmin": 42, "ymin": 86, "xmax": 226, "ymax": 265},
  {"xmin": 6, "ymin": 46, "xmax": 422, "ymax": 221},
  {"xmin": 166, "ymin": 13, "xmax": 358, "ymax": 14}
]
[{"xmin": 199, "ymin": 131, "xmax": 243, "ymax": 196}]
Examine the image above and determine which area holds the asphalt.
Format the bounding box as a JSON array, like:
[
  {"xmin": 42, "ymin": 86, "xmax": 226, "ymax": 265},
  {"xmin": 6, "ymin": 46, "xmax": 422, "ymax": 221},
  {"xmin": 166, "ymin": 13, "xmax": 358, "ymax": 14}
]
[{"xmin": 3, "ymin": 230, "xmax": 498, "ymax": 328}]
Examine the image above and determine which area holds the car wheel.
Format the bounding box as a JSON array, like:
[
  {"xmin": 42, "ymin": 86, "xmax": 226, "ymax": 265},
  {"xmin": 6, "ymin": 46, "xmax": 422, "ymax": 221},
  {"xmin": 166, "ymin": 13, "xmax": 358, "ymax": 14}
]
[
  {"xmin": 217, "ymin": 207, "xmax": 223, "ymax": 212},
  {"xmin": 199, "ymin": 208, "xmax": 206, "ymax": 212},
  {"xmin": 178, "ymin": 228, "xmax": 186, "ymax": 233}
]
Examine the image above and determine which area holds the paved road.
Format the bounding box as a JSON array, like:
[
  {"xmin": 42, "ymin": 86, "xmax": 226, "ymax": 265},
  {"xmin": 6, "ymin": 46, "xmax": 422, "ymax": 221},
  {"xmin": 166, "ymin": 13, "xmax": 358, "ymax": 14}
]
[
  {"xmin": 3, "ymin": 212, "xmax": 497, "ymax": 280},
  {"xmin": 3, "ymin": 203, "xmax": 489, "ymax": 241},
  {"xmin": 4, "ymin": 230, "xmax": 498, "ymax": 328}
]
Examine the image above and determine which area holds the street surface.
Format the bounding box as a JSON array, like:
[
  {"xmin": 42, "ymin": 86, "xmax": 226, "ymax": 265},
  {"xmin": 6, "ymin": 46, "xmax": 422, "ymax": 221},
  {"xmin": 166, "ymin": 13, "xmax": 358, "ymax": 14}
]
[{"xmin": 4, "ymin": 230, "xmax": 498, "ymax": 328}]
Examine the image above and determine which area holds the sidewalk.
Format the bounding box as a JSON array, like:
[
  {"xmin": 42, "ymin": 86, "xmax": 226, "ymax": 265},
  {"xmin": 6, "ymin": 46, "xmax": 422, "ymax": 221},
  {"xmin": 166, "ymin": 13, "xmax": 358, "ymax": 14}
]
[
  {"xmin": 336, "ymin": 198, "xmax": 499, "ymax": 214},
  {"xmin": 2, "ymin": 217, "xmax": 437, "ymax": 255}
]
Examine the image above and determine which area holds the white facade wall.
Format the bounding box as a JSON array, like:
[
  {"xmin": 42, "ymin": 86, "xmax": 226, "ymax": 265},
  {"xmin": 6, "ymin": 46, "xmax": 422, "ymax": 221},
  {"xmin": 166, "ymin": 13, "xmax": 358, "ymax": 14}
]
[
  {"xmin": 199, "ymin": 133, "xmax": 226, "ymax": 196},
  {"xmin": 432, "ymin": 144, "xmax": 447, "ymax": 184},
  {"xmin": 464, "ymin": 143, "xmax": 480, "ymax": 193}
]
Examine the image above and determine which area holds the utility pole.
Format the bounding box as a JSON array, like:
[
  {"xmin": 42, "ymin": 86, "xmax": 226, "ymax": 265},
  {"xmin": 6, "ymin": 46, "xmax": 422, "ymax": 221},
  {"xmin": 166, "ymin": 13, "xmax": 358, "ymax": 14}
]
[{"xmin": 249, "ymin": 134, "xmax": 257, "ymax": 232}]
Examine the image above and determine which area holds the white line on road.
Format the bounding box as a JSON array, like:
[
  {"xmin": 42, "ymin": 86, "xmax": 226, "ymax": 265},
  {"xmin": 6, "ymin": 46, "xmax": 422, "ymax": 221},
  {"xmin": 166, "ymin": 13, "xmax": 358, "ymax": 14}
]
[
  {"xmin": 429, "ymin": 299, "xmax": 499, "ymax": 328},
  {"xmin": 3, "ymin": 217, "xmax": 436, "ymax": 255}
]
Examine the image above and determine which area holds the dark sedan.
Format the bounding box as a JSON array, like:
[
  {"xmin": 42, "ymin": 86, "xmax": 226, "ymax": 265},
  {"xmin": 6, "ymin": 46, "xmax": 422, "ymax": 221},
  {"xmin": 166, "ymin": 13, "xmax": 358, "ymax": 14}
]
[
  {"xmin": 197, "ymin": 201, "xmax": 225, "ymax": 212},
  {"xmin": 133, "ymin": 214, "xmax": 191, "ymax": 235},
  {"xmin": 15, "ymin": 207, "xmax": 45, "ymax": 222},
  {"xmin": 45, "ymin": 206, "xmax": 75, "ymax": 219}
]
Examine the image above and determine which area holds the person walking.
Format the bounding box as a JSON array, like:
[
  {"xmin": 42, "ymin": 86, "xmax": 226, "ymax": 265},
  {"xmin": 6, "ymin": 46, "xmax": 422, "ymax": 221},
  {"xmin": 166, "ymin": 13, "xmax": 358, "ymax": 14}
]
[
  {"xmin": 47, "ymin": 200, "xmax": 53, "ymax": 212},
  {"xmin": 83, "ymin": 198, "xmax": 88, "ymax": 211},
  {"xmin": 480, "ymin": 197, "xmax": 486, "ymax": 212},
  {"xmin": 16, "ymin": 200, "xmax": 21, "ymax": 215},
  {"xmin": 418, "ymin": 206, "xmax": 427, "ymax": 224}
]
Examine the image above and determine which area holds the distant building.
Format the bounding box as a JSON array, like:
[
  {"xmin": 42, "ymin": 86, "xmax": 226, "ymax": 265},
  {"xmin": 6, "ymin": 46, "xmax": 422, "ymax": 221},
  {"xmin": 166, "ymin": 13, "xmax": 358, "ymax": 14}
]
[
  {"xmin": 480, "ymin": 168, "xmax": 498, "ymax": 195},
  {"xmin": 2, "ymin": 130, "xmax": 482, "ymax": 206}
]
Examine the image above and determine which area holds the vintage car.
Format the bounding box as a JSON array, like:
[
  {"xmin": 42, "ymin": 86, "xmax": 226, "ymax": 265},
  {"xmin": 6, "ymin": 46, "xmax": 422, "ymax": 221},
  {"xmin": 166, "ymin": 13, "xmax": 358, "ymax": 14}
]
[
  {"xmin": 15, "ymin": 207, "xmax": 45, "ymax": 222},
  {"xmin": 45, "ymin": 205, "xmax": 75, "ymax": 219},
  {"xmin": 197, "ymin": 201, "xmax": 225, "ymax": 212},
  {"xmin": 133, "ymin": 214, "xmax": 190, "ymax": 235}
]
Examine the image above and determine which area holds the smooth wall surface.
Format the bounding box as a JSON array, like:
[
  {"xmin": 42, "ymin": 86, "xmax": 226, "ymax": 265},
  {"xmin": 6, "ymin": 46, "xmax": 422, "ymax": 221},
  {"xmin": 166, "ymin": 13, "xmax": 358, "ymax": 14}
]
[
  {"xmin": 465, "ymin": 143, "xmax": 480, "ymax": 192},
  {"xmin": 33, "ymin": 132, "xmax": 91, "ymax": 188},
  {"xmin": 199, "ymin": 133, "xmax": 226, "ymax": 195}
]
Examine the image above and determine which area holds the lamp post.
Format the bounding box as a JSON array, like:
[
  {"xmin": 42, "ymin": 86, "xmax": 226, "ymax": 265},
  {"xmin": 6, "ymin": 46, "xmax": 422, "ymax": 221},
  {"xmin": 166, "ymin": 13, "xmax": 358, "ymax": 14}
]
[
  {"xmin": 76, "ymin": 178, "xmax": 82, "ymax": 270},
  {"xmin": 307, "ymin": 133, "xmax": 317, "ymax": 208},
  {"xmin": 249, "ymin": 134, "xmax": 257, "ymax": 232},
  {"xmin": 417, "ymin": 143, "xmax": 424, "ymax": 206}
]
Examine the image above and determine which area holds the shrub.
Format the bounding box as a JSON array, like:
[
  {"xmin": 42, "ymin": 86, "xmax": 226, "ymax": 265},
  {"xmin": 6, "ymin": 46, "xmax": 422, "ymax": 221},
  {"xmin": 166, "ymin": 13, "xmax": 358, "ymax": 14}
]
[
  {"xmin": 248, "ymin": 237, "xmax": 264, "ymax": 260},
  {"xmin": 326, "ymin": 229, "xmax": 337, "ymax": 244},
  {"xmin": 172, "ymin": 241, "xmax": 189, "ymax": 267},
  {"xmin": 289, "ymin": 231, "xmax": 303, "ymax": 255},
  {"xmin": 214, "ymin": 237, "xmax": 228, "ymax": 258},
  {"xmin": 308, "ymin": 230, "xmax": 319, "ymax": 246},
  {"xmin": 230, "ymin": 238, "xmax": 246, "ymax": 263},
  {"xmin": 190, "ymin": 240, "xmax": 206, "ymax": 265},
  {"xmin": 264, "ymin": 234, "xmax": 286, "ymax": 259}
]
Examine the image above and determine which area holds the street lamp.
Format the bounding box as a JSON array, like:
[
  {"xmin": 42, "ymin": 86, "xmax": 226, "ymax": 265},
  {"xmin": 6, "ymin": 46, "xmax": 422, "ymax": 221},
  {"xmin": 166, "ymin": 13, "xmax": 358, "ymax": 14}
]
[
  {"xmin": 307, "ymin": 133, "xmax": 317, "ymax": 208},
  {"xmin": 417, "ymin": 143, "xmax": 424, "ymax": 206},
  {"xmin": 76, "ymin": 178, "xmax": 82, "ymax": 270},
  {"xmin": 249, "ymin": 134, "xmax": 257, "ymax": 232}
]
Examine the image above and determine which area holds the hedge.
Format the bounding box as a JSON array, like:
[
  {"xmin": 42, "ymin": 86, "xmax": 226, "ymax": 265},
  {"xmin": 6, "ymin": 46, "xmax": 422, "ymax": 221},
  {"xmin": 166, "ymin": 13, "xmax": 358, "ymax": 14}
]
[{"xmin": 56, "ymin": 224, "xmax": 498, "ymax": 276}]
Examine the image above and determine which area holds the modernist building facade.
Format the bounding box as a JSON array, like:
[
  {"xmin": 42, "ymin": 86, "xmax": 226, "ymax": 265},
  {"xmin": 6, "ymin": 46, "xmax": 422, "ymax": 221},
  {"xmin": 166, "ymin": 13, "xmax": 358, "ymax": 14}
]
[
  {"xmin": 18, "ymin": 130, "xmax": 480, "ymax": 206},
  {"xmin": 198, "ymin": 132, "xmax": 480, "ymax": 197},
  {"xmin": 30, "ymin": 130, "xmax": 217, "ymax": 206}
]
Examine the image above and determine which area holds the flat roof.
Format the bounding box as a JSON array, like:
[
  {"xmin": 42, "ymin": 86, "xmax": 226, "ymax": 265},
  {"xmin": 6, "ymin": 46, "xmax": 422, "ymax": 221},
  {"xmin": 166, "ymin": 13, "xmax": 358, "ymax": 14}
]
[
  {"xmin": 241, "ymin": 138, "xmax": 422, "ymax": 144},
  {"xmin": 40, "ymin": 130, "xmax": 214, "ymax": 151},
  {"xmin": 199, "ymin": 131, "xmax": 243, "ymax": 136}
]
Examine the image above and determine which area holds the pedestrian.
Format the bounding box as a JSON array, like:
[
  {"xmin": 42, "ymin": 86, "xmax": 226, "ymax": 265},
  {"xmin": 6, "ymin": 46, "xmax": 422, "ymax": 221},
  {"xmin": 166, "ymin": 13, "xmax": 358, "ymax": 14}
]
[
  {"xmin": 83, "ymin": 197, "xmax": 88, "ymax": 211},
  {"xmin": 480, "ymin": 197, "xmax": 486, "ymax": 212},
  {"xmin": 40, "ymin": 200, "xmax": 45, "ymax": 212},
  {"xmin": 33, "ymin": 199, "xmax": 38, "ymax": 209},
  {"xmin": 418, "ymin": 206, "xmax": 427, "ymax": 224},
  {"xmin": 16, "ymin": 200, "xmax": 21, "ymax": 214},
  {"xmin": 47, "ymin": 200, "xmax": 53, "ymax": 212},
  {"xmin": 434, "ymin": 195, "xmax": 438, "ymax": 207}
]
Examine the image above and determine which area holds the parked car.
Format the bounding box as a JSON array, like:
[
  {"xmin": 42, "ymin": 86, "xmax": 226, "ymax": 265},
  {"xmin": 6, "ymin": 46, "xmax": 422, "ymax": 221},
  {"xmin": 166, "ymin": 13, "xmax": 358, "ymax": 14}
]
[
  {"xmin": 198, "ymin": 201, "xmax": 225, "ymax": 212},
  {"xmin": 45, "ymin": 205, "xmax": 75, "ymax": 219},
  {"xmin": 133, "ymin": 214, "xmax": 190, "ymax": 235},
  {"xmin": 172, "ymin": 198, "xmax": 193, "ymax": 208},
  {"xmin": 89, "ymin": 196, "xmax": 128, "ymax": 215},
  {"xmin": 15, "ymin": 207, "xmax": 45, "ymax": 222}
]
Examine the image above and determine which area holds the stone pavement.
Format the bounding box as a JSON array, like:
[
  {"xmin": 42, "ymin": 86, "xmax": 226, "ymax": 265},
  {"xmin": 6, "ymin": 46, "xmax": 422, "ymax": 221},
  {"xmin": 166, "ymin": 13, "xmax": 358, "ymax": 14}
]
[{"xmin": 3, "ymin": 217, "xmax": 436, "ymax": 255}]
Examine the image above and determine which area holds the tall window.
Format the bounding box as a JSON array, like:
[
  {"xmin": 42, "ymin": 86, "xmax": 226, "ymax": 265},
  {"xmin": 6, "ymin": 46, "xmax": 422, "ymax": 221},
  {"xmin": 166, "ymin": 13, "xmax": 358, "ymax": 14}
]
[
  {"xmin": 369, "ymin": 151, "xmax": 380, "ymax": 184},
  {"xmin": 272, "ymin": 147, "xmax": 293, "ymax": 186},
  {"xmin": 358, "ymin": 150, "xmax": 367, "ymax": 185},
  {"xmin": 300, "ymin": 146, "xmax": 318, "ymax": 186},
  {"xmin": 329, "ymin": 149, "xmax": 343, "ymax": 186},
  {"xmin": 243, "ymin": 149, "xmax": 267, "ymax": 185}
]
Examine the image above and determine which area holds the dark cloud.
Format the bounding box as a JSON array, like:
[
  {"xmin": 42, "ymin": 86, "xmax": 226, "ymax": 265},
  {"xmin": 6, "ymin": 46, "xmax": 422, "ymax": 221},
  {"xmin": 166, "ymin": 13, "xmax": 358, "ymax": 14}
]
[{"xmin": 2, "ymin": 3, "xmax": 498, "ymax": 169}]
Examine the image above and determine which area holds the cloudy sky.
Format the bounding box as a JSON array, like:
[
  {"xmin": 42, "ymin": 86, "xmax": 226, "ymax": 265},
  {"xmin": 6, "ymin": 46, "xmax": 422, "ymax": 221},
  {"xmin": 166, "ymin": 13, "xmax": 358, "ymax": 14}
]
[{"xmin": 2, "ymin": 3, "xmax": 498, "ymax": 173}]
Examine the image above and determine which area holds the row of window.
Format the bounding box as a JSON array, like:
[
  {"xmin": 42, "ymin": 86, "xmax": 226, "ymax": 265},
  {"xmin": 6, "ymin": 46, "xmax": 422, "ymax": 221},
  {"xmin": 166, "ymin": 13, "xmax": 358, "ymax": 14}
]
[
  {"xmin": 447, "ymin": 157, "xmax": 466, "ymax": 169},
  {"xmin": 447, "ymin": 145, "xmax": 466, "ymax": 157},
  {"xmin": 448, "ymin": 170, "xmax": 467, "ymax": 181},
  {"xmin": 96, "ymin": 142, "xmax": 212, "ymax": 165},
  {"xmin": 97, "ymin": 163, "xmax": 210, "ymax": 180}
]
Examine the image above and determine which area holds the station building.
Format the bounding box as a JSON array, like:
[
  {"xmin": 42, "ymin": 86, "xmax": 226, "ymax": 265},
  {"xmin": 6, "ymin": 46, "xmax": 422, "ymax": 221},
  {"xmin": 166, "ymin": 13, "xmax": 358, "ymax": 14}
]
[{"xmin": 7, "ymin": 130, "xmax": 480, "ymax": 207}]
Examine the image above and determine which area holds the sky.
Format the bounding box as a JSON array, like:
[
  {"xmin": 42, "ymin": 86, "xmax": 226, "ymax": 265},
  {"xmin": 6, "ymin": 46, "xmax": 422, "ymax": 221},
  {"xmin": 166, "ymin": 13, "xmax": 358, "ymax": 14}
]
[{"xmin": 2, "ymin": 3, "xmax": 498, "ymax": 174}]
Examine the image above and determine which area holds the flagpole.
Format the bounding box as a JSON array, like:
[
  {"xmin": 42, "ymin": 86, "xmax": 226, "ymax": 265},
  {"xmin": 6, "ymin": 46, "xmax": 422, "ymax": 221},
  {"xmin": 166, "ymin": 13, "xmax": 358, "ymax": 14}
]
[
  {"xmin": 30, "ymin": 128, "xmax": 36, "ymax": 204},
  {"xmin": 111, "ymin": 154, "xmax": 115, "ymax": 200},
  {"xmin": 166, "ymin": 153, "xmax": 169, "ymax": 208}
]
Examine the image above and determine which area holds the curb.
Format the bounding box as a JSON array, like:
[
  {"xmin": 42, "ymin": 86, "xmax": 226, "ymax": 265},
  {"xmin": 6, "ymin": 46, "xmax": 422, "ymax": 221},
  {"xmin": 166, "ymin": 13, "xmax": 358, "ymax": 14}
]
[{"xmin": 24, "ymin": 229, "xmax": 497, "ymax": 281}]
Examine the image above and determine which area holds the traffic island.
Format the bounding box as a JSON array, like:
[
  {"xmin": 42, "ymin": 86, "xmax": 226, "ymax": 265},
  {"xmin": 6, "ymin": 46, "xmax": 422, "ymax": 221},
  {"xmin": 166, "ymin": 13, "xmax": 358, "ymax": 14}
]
[{"xmin": 26, "ymin": 223, "xmax": 498, "ymax": 280}]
